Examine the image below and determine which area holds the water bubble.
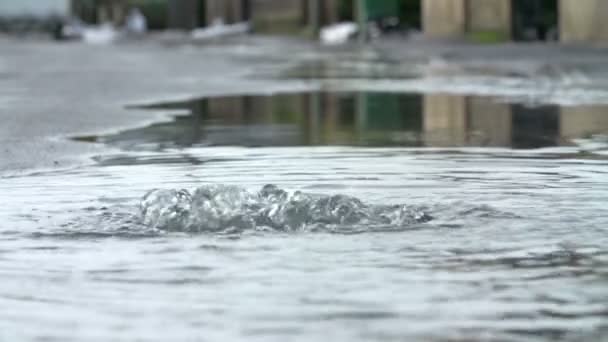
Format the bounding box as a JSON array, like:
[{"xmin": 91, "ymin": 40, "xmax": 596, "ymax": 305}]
[
  {"xmin": 138, "ymin": 185, "xmax": 433, "ymax": 233},
  {"xmin": 140, "ymin": 189, "xmax": 192, "ymax": 231}
]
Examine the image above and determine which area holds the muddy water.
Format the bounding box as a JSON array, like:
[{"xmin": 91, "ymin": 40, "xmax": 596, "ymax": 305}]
[{"xmin": 1, "ymin": 92, "xmax": 608, "ymax": 341}]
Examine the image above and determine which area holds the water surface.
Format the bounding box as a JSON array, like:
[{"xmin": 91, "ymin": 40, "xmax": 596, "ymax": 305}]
[
  {"xmin": 2, "ymin": 92, "xmax": 608, "ymax": 341},
  {"xmin": 79, "ymin": 91, "xmax": 608, "ymax": 151}
]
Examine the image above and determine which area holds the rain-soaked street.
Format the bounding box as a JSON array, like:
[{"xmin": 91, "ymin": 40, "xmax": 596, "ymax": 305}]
[{"xmin": 1, "ymin": 34, "xmax": 608, "ymax": 341}]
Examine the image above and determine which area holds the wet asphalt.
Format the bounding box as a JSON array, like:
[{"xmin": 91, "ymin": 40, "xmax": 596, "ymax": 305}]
[{"xmin": 1, "ymin": 34, "xmax": 608, "ymax": 174}]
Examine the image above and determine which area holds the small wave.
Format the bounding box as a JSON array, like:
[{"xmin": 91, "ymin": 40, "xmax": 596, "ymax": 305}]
[
  {"xmin": 31, "ymin": 205, "xmax": 161, "ymax": 239},
  {"xmin": 139, "ymin": 185, "xmax": 432, "ymax": 233}
]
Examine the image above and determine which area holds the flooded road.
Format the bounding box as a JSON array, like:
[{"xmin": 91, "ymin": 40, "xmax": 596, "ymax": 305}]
[
  {"xmin": 2, "ymin": 91, "xmax": 608, "ymax": 341},
  {"xmin": 79, "ymin": 91, "xmax": 608, "ymax": 150}
]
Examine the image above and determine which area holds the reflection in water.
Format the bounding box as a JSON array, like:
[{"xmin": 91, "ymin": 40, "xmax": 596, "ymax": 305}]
[
  {"xmin": 9, "ymin": 90, "xmax": 608, "ymax": 341},
  {"xmin": 84, "ymin": 92, "xmax": 608, "ymax": 150}
]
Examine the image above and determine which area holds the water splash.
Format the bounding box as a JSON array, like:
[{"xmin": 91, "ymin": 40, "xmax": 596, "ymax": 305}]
[{"xmin": 139, "ymin": 185, "xmax": 432, "ymax": 233}]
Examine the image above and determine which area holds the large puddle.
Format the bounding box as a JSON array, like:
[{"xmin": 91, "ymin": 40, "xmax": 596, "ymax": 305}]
[
  {"xmin": 76, "ymin": 91, "xmax": 608, "ymax": 151},
  {"xmin": 3, "ymin": 91, "xmax": 608, "ymax": 341}
]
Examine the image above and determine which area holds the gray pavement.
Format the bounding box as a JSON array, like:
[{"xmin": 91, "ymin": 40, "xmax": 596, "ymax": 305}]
[
  {"xmin": 1, "ymin": 34, "xmax": 608, "ymax": 174},
  {"xmin": 0, "ymin": 36, "xmax": 316, "ymax": 174}
]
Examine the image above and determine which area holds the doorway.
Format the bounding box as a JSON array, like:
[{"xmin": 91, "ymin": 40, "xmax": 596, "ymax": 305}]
[
  {"xmin": 398, "ymin": 0, "xmax": 422, "ymax": 31},
  {"xmin": 512, "ymin": 0, "xmax": 558, "ymax": 41}
]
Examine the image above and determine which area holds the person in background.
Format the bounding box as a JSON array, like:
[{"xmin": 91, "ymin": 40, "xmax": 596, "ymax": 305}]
[{"xmin": 125, "ymin": 7, "xmax": 147, "ymax": 35}]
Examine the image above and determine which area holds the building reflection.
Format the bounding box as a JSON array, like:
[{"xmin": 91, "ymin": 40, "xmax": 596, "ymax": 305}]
[
  {"xmin": 102, "ymin": 92, "xmax": 608, "ymax": 150},
  {"xmin": 422, "ymin": 95, "xmax": 608, "ymax": 149},
  {"xmin": 560, "ymin": 106, "xmax": 608, "ymax": 140}
]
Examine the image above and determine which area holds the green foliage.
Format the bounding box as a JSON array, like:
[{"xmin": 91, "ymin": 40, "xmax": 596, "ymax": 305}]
[
  {"xmin": 362, "ymin": 0, "xmax": 400, "ymax": 21},
  {"xmin": 468, "ymin": 31, "xmax": 509, "ymax": 44},
  {"xmin": 351, "ymin": 0, "xmax": 422, "ymax": 29}
]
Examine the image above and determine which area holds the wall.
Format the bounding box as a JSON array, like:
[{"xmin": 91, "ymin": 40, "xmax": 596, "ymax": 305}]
[
  {"xmin": 251, "ymin": 0, "xmax": 304, "ymax": 33},
  {"xmin": 467, "ymin": 0, "xmax": 511, "ymax": 39},
  {"xmin": 320, "ymin": 0, "xmax": 339, "ymax": 25},
  {"xmin": 205, "ymin": 0, "xmax": 246, "ymax": 25},
  {"xmin": 422, "ymin": 0, "xmax": 466, "ymax": 38},
  {"xmin": 560, "ymin": 0, "xmax": 608, "ymax": 43},
  {"xmin": 168, "ymin": 0, "xmax": 199, "ymax": 29},
  {"xmin": 0, "ymin": 0, "xmax": 69, "ymax": 17}
]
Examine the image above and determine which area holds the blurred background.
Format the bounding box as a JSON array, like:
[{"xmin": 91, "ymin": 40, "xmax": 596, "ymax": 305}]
[
  {"xmin": 3, "ymin": 0, "xmax": 608, "ymax": 152},
  {"xmin": 0, "ymin": 0, "xmax": 605, "ymax": 43}
]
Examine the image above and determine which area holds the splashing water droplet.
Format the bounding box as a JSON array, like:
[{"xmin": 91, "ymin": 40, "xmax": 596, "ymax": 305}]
[{"xmin": 139, "ymin": 185, "xmax": 432, "ymax": 233}]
